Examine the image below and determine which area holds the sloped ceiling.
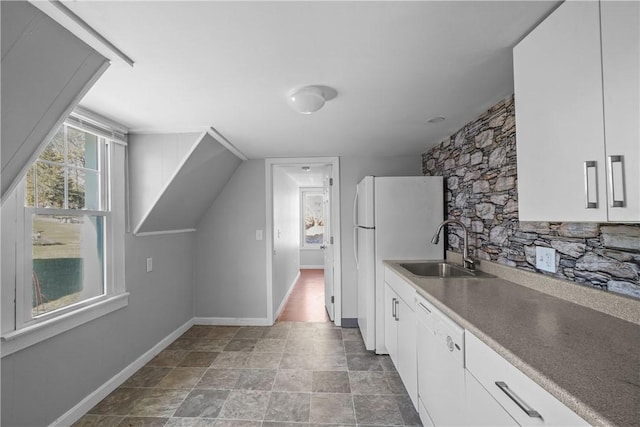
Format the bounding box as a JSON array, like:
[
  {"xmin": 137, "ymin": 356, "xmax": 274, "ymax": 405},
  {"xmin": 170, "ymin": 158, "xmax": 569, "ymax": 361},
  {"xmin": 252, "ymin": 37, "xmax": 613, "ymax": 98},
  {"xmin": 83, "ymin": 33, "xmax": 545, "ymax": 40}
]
[{"xmin": 134, "ymin": 132, "xmax": 243, "ymax": 234}]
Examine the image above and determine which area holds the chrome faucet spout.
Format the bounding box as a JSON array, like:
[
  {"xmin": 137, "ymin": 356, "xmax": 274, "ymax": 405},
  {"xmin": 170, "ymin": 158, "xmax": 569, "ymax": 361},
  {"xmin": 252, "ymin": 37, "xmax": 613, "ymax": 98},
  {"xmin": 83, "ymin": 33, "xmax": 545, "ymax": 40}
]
[{"xmin": 431, "ymin": 219, "xmax": 475, "ymax": 270}]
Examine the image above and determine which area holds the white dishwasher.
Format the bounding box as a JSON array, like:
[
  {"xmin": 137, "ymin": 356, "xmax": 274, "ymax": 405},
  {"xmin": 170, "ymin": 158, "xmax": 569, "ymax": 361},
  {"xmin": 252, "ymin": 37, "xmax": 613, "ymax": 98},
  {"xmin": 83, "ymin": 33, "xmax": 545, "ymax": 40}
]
[{"xmin": 416, "ymin": 294, "xmax": 517, "ymax": 426}]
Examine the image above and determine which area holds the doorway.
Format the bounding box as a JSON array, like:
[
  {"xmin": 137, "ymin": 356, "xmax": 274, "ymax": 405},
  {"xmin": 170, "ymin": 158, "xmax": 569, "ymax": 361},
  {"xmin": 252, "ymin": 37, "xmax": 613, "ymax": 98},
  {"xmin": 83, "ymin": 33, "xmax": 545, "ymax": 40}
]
[{"xmin": 265, "ymin": 157, "xmax": 341, "ymax": 326}]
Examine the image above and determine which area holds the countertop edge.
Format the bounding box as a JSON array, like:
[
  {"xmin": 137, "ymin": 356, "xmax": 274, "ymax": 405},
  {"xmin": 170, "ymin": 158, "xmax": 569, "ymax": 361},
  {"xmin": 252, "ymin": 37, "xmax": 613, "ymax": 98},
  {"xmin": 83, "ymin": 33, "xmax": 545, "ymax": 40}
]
[{"xmin": 383, "ymin": 260, "xmax": 619, "ymax": 427}]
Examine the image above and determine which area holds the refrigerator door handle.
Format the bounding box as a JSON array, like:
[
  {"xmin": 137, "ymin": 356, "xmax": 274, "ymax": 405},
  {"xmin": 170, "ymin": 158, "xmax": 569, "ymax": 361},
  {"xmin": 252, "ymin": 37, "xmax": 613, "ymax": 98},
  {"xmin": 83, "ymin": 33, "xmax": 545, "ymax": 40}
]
[
  {"xmin": 353, "ymin": 226, "xmax": 359, "ymax": 268},
  {"xmin": 353, "ymin": 186, "xmax": 359, "ymax": 226}
]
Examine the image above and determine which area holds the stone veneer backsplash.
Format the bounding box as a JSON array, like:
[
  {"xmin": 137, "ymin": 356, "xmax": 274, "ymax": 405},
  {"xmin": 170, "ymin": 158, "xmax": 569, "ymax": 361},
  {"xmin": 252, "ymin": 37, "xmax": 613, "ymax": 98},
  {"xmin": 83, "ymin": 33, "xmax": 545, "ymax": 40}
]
[{"xmin": 422, "ymin": 95, "xmax": 640, "ymax": 299}]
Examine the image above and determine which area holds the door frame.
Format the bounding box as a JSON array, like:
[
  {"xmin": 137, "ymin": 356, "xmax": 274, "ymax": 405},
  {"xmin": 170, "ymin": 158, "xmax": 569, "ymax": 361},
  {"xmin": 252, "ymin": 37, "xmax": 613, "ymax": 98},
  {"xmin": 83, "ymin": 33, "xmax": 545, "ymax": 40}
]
[{"xmin": 265, "ymin": 157, "xmax": 342, "ymax": 326}]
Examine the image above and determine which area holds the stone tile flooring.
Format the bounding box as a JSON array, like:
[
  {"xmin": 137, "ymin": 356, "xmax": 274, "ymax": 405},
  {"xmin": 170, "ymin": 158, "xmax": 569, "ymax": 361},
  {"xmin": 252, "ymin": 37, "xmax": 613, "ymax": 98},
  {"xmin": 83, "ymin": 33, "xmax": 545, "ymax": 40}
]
[{"xmin": 73, "ymin": 322, "xmax": 421, "ymax": 427}]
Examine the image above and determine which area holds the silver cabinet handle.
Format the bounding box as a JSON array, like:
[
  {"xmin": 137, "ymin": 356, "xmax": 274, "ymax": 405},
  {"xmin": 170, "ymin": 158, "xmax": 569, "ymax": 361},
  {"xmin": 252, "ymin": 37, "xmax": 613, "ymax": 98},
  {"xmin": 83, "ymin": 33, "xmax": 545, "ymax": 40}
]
[
  {"xmin": 583, "ymin": 161, "xmax": 598, "ymax": 209},
  {"xmin": 391, "ymin": 297, "xmax": 397, "ymax": 319},
  {"xmin": 608, "ymin": 155, "xmax": 626, "ymax": 208},
  {"xmin": 495, "ymin": 381, "xmax": 542, "ymax": 418},
  {"xmin": 394, "ymin": 300, "xmax": 399, "ymax": 321}
]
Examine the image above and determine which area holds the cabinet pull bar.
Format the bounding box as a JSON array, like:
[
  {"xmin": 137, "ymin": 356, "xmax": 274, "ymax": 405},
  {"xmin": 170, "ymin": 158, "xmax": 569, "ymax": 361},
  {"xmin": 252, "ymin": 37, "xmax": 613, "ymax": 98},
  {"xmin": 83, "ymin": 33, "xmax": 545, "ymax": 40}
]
[
  {"xmin": 495, "ymin": 381, "xmax": 542, "ymax": 418},
  {"xmin": 607, "ymin": 155, "xmax": 626, "ymax": 208},
  {"xmin": 583, "ymin": 161, "xmax": 598, "ymax": 209},
  {"xmin": 418, "ymin": 302, "xmax": 431, "ymax": 314},
  {"xmin": 394, "ymin": 300, "xmax": 399, "ymax": 321},
  {"xmin": 392, "ymin": 297, "xmax": 397, "ymax": 319}
]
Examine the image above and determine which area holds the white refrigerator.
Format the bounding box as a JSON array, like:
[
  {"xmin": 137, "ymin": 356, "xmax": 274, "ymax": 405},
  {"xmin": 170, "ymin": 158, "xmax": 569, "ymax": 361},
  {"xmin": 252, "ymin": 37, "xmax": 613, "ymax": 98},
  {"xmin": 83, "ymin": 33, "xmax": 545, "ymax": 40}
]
[{"xmin": 354, "ymin": 176, "xmax": 444, "ymax": 354}]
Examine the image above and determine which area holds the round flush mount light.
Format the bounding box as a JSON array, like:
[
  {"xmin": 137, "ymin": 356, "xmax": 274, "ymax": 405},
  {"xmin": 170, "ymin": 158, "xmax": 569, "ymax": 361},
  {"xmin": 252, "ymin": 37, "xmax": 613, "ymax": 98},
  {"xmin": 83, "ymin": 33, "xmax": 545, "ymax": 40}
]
[
  {"xmin": 427, "ymin": 116, "xmax": 446, "ymax": 123},
  {"xmin": 288, "ymin": 85, "xmax": 338, "ymax": 114}
]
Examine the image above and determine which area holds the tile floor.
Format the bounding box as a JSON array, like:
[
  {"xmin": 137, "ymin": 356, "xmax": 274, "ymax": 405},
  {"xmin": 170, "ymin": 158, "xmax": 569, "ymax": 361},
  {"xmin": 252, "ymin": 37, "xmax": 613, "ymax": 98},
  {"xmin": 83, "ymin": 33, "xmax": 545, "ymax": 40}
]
[{"xmin": 73, "ymin": 322, "xmax": 422, "ymax": 427}]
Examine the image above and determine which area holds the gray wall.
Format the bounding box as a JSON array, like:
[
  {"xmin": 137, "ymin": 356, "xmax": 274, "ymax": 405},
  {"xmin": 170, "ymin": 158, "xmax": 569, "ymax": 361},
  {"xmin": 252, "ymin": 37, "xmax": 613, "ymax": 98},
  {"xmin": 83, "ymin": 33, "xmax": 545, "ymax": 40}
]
[
  {"xmin": 301, "ymin": 249, "xmax": 323, "ymax": 268},
  {"xmin": 272, "ymin": 167, "xmax": 301, "ymax": 317},
  {"xmin": 1, "ymin": 233, "xmax": 195, "ymax": 426},
  {"xmin": 194, "ymin": 160, "xmax": 268, "ymax": 320},
  {"xmin": 338, "ymin": 156, "xmax": 423, "ymax": 319}
]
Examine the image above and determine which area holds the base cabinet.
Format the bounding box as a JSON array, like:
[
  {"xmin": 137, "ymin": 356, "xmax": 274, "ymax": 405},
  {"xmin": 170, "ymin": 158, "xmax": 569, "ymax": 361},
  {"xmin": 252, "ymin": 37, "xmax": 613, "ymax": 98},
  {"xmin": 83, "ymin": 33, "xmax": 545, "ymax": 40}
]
[
  {"xmin": 416, "ymin": 295, "xmax": 517, "ymax": 427},
  {"xmin": 466, "ymin": 331, "xmax": 589, "ymax": 426},
  {"xmin": 384, "ymin": 269, "xmax": 418, "ymax": 407}
]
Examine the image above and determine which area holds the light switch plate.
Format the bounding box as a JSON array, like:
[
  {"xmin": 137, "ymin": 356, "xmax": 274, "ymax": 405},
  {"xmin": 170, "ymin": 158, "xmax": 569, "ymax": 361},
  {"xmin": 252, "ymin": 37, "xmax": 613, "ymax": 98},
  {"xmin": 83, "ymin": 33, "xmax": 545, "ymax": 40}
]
[
  {"xmin": 146, "ymin": 257, "xmax": 153, "ymax": 273},
  {"xmin": 535, "ymin": 246, "xmax": 556, "ymax": 273},
  {"xmin": 256, "ymin": 230, "xmax": 263, "ymax": 241}
]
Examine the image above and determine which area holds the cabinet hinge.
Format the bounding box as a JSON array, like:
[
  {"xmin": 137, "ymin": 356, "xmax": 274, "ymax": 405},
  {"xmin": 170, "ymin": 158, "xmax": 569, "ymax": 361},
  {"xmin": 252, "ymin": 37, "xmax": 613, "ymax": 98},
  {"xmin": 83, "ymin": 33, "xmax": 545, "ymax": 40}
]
[
  {"xmin": 331, "ymin": 296, "xmax": 334, "ymax": 303},
  {"xmin": 329, "ymin": 178, "xmax": 333, "ymax": 186},
  {"xmin": 330, "ymin": 236, "xmax": 334, "ymax": 244}
]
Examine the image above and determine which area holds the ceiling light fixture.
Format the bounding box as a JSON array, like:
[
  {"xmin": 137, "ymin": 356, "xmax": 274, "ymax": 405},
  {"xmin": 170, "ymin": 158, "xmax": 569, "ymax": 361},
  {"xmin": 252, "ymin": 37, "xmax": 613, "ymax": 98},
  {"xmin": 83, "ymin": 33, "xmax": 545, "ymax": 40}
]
[
  {"xmin": 288, "ymin": 85, "xmax": 337, "ymax": 114},
  {"xmin": 301, "ymin": 166, "xmax": 311, "ymax": 171}
]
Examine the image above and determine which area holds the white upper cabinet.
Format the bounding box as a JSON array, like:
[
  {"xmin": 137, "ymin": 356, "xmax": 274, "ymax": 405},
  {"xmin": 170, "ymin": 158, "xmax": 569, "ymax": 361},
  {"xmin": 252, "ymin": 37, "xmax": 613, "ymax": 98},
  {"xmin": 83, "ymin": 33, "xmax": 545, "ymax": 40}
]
[
  {"xmin": 514, "ymin": 0, "xmax": 639, "ymax": 222},
  {"xmin": 600, "ymin": 0, "xmax": 639, "ymax": 222}
]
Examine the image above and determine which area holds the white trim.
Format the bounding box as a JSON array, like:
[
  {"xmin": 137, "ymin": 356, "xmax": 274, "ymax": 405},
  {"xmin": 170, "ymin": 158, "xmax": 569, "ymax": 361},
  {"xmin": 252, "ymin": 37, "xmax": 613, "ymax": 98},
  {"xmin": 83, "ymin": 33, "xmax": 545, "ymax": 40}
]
[
  {"xmin": 301, "ymin": 265, "xmax": 324, "ymax": 269},
  {"xmin": 49, "ymin": 319, "xmax": 194, "ymax": 427},
  {"xmin": 134, "ymin": 228, "xmax": 196, "ymax": 237},
  {"xmin": 274, "ymin": 271, "xmax": 300, "ymax": 320},
  {"xmin": 265, "ymin": 157, "xmax": 342, "ymax": 327},
  {"xmin": 193, "ymin": 317, "xmax": 271, "ymax": 326},
  {"xmin": 208, "ymin": 127, "xmax": 249, "ymax": 161},
  {"xmin": 1, "ymin": 293, "xmax": 129, "ymax": 357},
  {"xmin": 29, "ymin": 1, "xmax": 134, "ymax": 67}
]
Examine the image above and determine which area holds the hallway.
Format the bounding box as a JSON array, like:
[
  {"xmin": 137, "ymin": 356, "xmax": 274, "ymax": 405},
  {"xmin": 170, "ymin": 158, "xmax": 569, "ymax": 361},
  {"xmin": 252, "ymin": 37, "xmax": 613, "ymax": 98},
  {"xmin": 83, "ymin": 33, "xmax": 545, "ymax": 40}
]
[{"xmin": 277, "ymin": 269, "xmax": 330, "ymax": 323}]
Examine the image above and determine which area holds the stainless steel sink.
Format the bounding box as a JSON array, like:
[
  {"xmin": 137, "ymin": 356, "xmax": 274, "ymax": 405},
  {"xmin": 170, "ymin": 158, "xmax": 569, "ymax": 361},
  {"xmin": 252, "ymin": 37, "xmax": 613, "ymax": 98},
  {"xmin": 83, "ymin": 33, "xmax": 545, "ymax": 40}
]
[{"xmin": 399, "ymin": 262, "xmax": 493, "ymax": 278}]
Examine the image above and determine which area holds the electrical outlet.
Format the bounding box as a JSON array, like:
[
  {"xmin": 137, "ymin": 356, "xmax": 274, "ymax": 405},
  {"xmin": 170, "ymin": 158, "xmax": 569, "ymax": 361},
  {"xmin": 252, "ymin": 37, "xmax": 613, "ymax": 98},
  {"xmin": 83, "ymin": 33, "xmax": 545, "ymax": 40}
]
[
  {"xmin": 256, "ymin": 230, "xmax": 263, "ymax": 241},
  {"xmin": 535, "ymin": 246, "xmax": 556, "ymax": 273},
  {"xmin": 146, "ymin": 257, "xmax": 153, "ymax": 273}
]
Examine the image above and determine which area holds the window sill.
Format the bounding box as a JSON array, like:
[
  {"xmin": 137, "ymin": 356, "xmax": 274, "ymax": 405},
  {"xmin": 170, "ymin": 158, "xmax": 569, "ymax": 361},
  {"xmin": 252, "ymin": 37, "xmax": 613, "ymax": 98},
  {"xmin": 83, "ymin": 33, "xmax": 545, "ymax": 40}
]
[{"xmin": 1, "ymin": 292, "xmax": 129, "ymax": 357}]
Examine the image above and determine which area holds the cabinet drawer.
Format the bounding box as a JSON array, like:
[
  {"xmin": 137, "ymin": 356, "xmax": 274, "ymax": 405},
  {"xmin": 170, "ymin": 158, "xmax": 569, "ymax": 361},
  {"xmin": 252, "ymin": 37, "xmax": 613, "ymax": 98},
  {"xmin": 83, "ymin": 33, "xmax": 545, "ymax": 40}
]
[
  {"xmin": 466, "ymin": 332, "xmax": 588, "ymax": 426},
  {"xmin": 384, "ymin": 266, "xmax": 416, "ymax": 305}
]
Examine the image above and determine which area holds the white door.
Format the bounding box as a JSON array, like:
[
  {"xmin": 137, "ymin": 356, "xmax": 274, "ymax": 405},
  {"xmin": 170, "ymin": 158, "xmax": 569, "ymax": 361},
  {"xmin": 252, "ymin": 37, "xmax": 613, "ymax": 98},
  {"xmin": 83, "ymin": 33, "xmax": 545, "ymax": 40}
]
[{"xmin": 322, "ymin": 165, "xmax": 334, "ymax": 321}]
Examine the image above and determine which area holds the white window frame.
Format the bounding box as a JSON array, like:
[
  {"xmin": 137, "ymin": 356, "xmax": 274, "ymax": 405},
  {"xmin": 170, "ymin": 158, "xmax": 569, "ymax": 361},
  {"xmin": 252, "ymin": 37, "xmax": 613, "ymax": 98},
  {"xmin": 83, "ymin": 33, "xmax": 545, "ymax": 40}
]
[
  {"xmin": 300, "ymin": 187, "xmax": 324, "ymax": 250},
  {"xmin": 1, "ymin": 112, "xmax": 128, "ymax": 357}
]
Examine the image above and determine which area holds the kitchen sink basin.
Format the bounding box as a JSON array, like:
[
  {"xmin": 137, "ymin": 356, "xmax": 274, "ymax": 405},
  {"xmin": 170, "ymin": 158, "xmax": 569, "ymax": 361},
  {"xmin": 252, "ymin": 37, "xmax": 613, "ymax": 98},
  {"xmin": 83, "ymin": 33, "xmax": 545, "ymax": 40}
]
[{"xmin": 399, "ymin": 262, "xmax": 493, "ymax": 278}]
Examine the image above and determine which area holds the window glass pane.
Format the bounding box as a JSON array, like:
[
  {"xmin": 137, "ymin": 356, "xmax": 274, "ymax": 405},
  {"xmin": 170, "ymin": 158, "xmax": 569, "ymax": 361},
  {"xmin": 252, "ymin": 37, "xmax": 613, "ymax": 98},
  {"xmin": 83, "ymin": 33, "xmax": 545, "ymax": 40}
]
[
  {"xmin": 67, "ymin": 127, "xmax": 99, "ymax": 171},
  {"xmin": 39, "ymin": 127, "xmax": 65, "ymax": 164},
  {"xmin": 304, "ymin": 192, "xmax": 324, "ymax": 245},
  {"xmin": 35, "ymin": 162, "xmax": 65, "ymax": 209},
  {"xmin": 67, "ymin": 169, "xmax": 100, "ymax": 210},
  {"xmin": 31, "ymin": 214, "xmax": 105, "ymax": 317}
]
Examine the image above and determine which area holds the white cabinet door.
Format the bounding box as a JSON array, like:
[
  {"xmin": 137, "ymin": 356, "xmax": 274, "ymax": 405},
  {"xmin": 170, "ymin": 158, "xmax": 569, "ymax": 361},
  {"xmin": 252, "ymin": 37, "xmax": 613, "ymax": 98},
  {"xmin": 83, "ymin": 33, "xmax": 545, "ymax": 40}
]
[
  {"xmin": 466, "ymin": 332, "xmax": 589, "ymax": 426},
  {"xmin": 396, "ymin": 296, "xmax": 417, "ymax": 407},
  {"xmin": 601, "ymin": 0, "xmax": 640, "ymax": 221},
  {"xmin": 384, "ymin": 283, "xmax": 398, "ymax": 364},
  {"xmin": 514, "ymin": 0, "xmax": 606, "ymax": 222}
]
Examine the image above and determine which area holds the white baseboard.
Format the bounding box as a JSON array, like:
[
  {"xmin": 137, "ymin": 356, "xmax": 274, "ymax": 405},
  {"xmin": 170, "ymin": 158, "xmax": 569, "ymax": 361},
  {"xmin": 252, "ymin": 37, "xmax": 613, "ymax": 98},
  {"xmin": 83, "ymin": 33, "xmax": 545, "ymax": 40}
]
[
  {"xmin": 273, "ymin": 271, "xmax": 300, "ymax": 320},
  {"xmin": 52, "ymin": 318, "xmax": 194, "ymax": 427},
  {"xmin": 194, "ymin": 317, "xmax": 271, "ymax": 326},
  {"xmin": 300, "ymin": 265, "xmax": 323, "ymax": 269}
]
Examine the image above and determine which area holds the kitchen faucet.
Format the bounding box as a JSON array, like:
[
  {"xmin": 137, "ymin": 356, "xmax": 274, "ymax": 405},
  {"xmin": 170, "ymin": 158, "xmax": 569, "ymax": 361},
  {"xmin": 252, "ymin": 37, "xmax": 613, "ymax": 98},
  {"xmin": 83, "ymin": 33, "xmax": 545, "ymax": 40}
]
[{"xmin": 431, "ymin": 219, "xmax": 475, "ymax": 270}]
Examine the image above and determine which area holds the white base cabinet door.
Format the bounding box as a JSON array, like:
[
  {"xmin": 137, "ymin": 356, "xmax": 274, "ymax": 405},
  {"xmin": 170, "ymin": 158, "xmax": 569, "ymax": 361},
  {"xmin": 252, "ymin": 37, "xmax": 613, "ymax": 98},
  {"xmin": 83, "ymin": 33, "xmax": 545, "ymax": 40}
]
[
  {"xmin": 466, "ymin": 331, "xmax": 589, "ymax": 426},
  {"xmin": 384, "ymin": 268, "xmax": 418, "ymax": 407}
]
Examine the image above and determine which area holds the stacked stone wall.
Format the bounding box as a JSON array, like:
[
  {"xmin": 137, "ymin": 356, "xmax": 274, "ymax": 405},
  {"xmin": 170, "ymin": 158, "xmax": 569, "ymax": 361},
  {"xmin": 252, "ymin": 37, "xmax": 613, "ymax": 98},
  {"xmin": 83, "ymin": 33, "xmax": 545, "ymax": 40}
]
[{"xmin": 422, "ymin": 95, "xmax": 640, "ymax": 299}]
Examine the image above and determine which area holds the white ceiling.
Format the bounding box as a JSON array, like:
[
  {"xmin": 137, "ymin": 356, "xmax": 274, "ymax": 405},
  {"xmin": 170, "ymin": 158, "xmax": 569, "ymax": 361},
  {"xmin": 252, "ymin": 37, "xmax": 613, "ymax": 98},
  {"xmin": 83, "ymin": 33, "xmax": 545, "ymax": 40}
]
[{"xmin": 66, "ymin": 1, "xmax": 558, "ymax": 159}]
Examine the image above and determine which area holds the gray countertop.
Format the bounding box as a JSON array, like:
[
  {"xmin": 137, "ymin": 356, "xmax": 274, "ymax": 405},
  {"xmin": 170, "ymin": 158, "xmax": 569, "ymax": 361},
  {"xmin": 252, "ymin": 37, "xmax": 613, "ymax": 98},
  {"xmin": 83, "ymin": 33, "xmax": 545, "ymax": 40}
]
[{"xmin": 384, "ymin": 260, "xmax": 640, "ymax": 427}]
